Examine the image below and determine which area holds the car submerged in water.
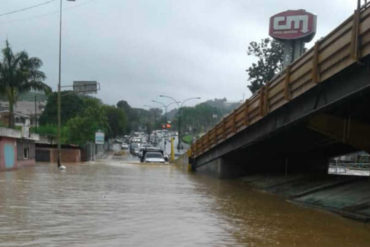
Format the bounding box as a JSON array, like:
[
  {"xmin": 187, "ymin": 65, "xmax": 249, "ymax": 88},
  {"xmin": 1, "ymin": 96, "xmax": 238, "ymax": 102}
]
[{"xmin": 141, "ymin": 149, "xmax": 166, "ymax": 163}]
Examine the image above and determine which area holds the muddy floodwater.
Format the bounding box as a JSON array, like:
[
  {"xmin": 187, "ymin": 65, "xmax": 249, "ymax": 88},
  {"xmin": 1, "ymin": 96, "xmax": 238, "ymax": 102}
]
[{"xmin": 0, "ymin": 159, "xmax": 370, "ymax": 247}]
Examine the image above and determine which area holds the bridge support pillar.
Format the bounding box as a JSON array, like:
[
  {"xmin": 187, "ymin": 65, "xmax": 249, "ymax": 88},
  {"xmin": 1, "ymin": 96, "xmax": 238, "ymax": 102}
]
[{"xmin": 195, "ymin": 157, "xmax": 246, "ymax": 179}]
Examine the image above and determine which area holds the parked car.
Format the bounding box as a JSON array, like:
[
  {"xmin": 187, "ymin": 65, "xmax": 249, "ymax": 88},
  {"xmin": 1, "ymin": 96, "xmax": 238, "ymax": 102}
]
[{"xmin": 141, "ymin": 151, "xmax": 165, "ymax": 163}]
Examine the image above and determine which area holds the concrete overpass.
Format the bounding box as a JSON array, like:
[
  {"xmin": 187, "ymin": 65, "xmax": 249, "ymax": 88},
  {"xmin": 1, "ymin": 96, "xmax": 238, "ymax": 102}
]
[{"xmin": 190, "ymin": 3, "xmax": 370, "ymax": 178}]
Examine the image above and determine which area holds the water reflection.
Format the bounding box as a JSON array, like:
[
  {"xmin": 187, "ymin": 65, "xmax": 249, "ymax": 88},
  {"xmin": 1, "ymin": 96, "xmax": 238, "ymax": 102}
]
[{"xmin": 0, "ymin": 161, "xmax": 369, "ymax": 246}]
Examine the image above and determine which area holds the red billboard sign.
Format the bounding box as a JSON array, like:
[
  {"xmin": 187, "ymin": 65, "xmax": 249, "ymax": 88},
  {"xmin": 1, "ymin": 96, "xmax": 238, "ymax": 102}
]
[{"xmin": 269, "ymin": 10, "xmax": 317, "ymax": 41}]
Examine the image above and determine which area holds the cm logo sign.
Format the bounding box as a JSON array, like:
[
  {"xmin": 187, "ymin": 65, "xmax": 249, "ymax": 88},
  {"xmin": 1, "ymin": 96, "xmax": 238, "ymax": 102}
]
[{"xmin": 269, "ymin": 10, "xmax": 317, "ymax": 42}]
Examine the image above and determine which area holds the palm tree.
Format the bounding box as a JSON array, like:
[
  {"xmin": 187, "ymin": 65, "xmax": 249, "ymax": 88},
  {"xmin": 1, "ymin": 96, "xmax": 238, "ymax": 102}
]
[{"xmin": 0, "ymin": 41, "xmax": 51, "ymax": 128}]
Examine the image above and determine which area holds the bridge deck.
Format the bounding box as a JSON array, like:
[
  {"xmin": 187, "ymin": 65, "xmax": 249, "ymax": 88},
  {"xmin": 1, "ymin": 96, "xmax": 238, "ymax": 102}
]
[{"xmin": 191, "ymin": 3, "xmax": 370, "ymax": 159}]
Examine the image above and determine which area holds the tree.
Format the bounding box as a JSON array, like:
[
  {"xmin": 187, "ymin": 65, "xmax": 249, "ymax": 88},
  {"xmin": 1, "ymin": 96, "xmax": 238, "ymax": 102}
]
[
  {"xmin": 66, "ymin": 102, "xmax": 108, "ymax": 145},
  {"xmin": 117, "ymin": 100, "xmax": 131, "ymax": 114},
  {"xmin": 38, "ymin": 94, "xmax": 125, "ymax": 145},
  {"xmin": 39, "ymin": 91, "xmax": 85, "ymax": 125},
  {"xmin": 117, "ymin": 100, "xmax": 136, "ymax": 133},
  {"xmin": 173, "ymin": 102, "xmax": 225, "ymax": 135},
  {"xmin": 0, "ymin": 41, "xmax": 50, "ymax": 127},
  {"xmin": 103, "ymin": 105, "xmax": 127, "ymax": 139},
  {"xmin": 31, "ymin": 124, "xmax": 68, "ymax": 144},
  {"xmin": 117, "ymin": 100, "xmax": 162, "ymax": 133},
  {"xmin": 246, "ymin": 38, "xmax": 283, "ymax": 94}
]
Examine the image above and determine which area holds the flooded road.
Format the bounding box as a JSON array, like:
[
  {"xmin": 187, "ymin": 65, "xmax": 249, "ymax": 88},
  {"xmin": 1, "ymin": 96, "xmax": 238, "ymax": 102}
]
[{"xmin": 1, "ymin": 158, "xmax": 370, "ymax": 246}]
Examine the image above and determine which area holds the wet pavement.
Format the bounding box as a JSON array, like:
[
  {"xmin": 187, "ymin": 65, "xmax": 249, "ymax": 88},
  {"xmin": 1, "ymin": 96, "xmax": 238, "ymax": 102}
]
[{"xmin": 0, "ymin": 157, "xmax": 370, "ymax": 246}]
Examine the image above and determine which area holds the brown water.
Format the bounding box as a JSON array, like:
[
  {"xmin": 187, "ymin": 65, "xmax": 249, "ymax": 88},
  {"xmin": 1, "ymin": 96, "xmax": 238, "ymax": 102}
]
[{"xmin": 0, "ymin": 159, "xmax": 370, "ymax": 247}]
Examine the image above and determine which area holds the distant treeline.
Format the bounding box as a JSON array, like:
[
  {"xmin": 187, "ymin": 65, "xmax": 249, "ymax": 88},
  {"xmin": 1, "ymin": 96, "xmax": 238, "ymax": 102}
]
[{"xmin": 37, "ymin": 93, "xmax": 239, "ymax": 145}]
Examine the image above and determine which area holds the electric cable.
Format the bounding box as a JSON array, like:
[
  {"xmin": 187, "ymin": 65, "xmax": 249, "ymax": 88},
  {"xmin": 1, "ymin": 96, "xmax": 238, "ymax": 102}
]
[
  {"xmin": 0, "ymin": 0, "xmax": 98, "ymax": 25},
  {"xmin": 0, "ymin": 0, "xmax": 57, "ymax": 18}
]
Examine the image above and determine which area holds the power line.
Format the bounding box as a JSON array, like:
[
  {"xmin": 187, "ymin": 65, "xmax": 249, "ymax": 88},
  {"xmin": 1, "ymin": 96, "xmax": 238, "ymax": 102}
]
[
  {"xmin": 0, "ymin": 0, "xmax": 98, "ymax": 25},
  {"xmin": 0, "ymin": 0, "xmax": 57, "ymax": 18}
]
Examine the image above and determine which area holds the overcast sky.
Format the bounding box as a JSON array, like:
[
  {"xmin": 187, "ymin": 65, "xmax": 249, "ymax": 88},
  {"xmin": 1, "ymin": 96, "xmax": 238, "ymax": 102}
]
[{"xmin": 0, "ymin": 0, "xmax": 357, "ymax": 110}]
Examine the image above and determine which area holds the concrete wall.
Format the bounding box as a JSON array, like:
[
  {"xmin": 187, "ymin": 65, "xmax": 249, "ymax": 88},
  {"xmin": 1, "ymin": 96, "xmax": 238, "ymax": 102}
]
[
  {"xmin": 50, "ymin": 148, "xmax": 81, "ymax": 163},
  {"xmin": 195, "ymin": 156, "xmax": 249, "ymax": 179},
  {"xmin": 200, "ymin": 156, "xmax": 329, "ymax": 178},
  {"xmin": 174, "ymin": 153, "xmax": 190, "ymax": 172},
  {"xmin": 36, "ymin": 147, "xmax": 81, "ymax": 163},
  {"xmin": 175, "ymin": 150, "xmax": 251, "ymax": 178},
  {"xmin": 193, "ymin": 149, "xmax": 329, "ymax": 179},
  {"xmin": 0, "ymin": 127, "xmax": 21, "ymax": 139}
]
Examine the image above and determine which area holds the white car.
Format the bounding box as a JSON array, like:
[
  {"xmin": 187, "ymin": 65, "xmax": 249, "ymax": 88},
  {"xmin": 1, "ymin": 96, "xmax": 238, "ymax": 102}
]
[
  {"xmin": 143, "ymin": 152, "xmax": 165, "ymax": 163},
  {"xmin": 121, "ymin": 143, "xmax": 129, "ymax": 150}
]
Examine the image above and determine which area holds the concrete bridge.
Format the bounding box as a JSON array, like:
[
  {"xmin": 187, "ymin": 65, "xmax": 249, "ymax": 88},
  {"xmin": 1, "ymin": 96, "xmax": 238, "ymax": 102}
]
[{"xmin": 190, "ymin": 3, "xmax": 370, "ymax": 178}]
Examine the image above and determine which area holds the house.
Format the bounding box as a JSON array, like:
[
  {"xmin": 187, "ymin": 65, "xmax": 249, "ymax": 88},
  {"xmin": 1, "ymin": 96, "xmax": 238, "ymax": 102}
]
[
  {"xmin": 0, "ymin": 127, "xmax": 39, "ymax": 171},
  {"xmin": 0, "ymin": 91, "xmax": 47, "ymax": 127}
]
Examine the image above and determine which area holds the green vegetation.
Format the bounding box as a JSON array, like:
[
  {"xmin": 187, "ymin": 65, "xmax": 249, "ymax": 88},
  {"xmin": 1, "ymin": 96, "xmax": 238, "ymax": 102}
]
[
  {"xmin": 182, "ymin": 135, "xmax": 193, "ymax": 144},
  {"xmin": 36, "ymin": 93, "xmax": 237, "ymax": 146},
  {"xmin": 0, "ymin": 41, "xmax": 51, "ymax": 128},
  {"xmin": 38, "ymin": 93, "xmax": 127, "ymax": 145},
  {"xmin": 114, "ymin": 98, "xmax": 239, "ymax": 138},
  {"xmin": 117, "ymin": 100, "xmax": 163, "ymax": 133},
  {"xmin": 103, "ymin": 105, "xmax": 127, "ymax": 139},
  {"xmin": 246, "ymin": 38, "xmax": 283, "ymax": 94},
  {"xmin": 66, "ymin": 100, "xmax": 109, "ymax": 145},
  {"xmin": 39, "ymin": 91, "xmax": 85, "ymax": 125},
  {"xmin": 31, "ymin": 125, "xmax": 69, "ymax": 144},
  {"xmin": 172, "ymin": 98, "xmax": 239, "ymax": 136}
]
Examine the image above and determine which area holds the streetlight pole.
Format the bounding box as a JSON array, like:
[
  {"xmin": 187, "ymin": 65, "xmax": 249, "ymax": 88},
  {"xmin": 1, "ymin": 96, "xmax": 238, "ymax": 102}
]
[
  {"xmin": 159, "ymin": 95, "xmax": 201, "ymax": 151},
  {"xmin": 57, "ymin": 0, "xmax": 75, "ymax": 168},
  {"xmin": 152, "ymin": 100, "xmax": 178, "ymax": 124}
]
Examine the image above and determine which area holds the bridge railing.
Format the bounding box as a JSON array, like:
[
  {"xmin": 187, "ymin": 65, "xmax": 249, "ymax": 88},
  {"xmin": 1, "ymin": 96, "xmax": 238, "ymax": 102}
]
[{"xmin": 192, "ymin": 3, "xmax": 370, "ymax": 158}]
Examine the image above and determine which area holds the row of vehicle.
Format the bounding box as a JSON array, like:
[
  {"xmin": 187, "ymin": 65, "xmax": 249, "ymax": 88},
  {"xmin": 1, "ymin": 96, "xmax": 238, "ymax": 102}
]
[
  {"xmin": 121, "ymin": 130, "xmax": 174, "ymax": 163},
  {"xmin": 128, "ymin": 142, "xmax": 168, "ymax": 163}
]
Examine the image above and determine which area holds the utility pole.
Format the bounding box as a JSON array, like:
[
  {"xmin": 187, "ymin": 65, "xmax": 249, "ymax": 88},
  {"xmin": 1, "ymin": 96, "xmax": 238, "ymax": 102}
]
[
  {"xmin": 57, "ymin": 0, "xmax": 63, "ymax": 168},
  {"xmin": 34, "ymin": 95, "xmax": 37, "ymax": 130},
  {"xmin": 57, "ymin": 0, "xmax": 76, "ymax": 169}
]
